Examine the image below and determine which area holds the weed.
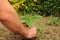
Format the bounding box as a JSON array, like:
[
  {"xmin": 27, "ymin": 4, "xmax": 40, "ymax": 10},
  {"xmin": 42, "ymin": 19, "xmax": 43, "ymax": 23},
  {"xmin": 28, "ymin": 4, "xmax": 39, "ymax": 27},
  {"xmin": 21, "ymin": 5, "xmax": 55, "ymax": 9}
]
[{"xmin": 21, "ymin": 14, "xmax": 42, "ymax": 27}]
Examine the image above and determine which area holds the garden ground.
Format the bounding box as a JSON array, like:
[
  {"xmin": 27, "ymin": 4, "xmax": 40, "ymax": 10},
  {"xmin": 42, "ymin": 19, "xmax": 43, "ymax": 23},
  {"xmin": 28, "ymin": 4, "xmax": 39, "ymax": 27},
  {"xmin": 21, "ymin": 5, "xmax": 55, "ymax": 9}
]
[{"xmin": 0, "ymin": 17, "xmax": 60, "ymax": 40}]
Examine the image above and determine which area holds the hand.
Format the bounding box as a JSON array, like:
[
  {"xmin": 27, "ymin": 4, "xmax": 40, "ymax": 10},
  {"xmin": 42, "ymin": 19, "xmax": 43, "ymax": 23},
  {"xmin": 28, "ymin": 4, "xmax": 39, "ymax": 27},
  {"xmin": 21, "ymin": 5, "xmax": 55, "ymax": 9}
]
[
  {"xmin": 27, "ymin": 25, "xmax": 37, "ymax": 38},
  {"xmin": 23, "ymin": 23, "xmax": 37, "ymax": 38}
]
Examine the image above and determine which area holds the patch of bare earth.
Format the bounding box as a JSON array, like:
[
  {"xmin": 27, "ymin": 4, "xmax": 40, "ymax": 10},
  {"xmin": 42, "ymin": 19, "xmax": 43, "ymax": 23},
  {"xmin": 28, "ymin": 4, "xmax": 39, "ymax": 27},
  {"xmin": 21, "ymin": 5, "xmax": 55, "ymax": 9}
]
[
  {"xmin": 0, "ymin": 17, "xmax": 60, "ymax": 40},
  {"xmin": 0, "ymin": 23, "xmax": 22, "ymax": 40},
  {"xmin": 36, "ymin": 17, "xmax": 60, "ymax": 40}
]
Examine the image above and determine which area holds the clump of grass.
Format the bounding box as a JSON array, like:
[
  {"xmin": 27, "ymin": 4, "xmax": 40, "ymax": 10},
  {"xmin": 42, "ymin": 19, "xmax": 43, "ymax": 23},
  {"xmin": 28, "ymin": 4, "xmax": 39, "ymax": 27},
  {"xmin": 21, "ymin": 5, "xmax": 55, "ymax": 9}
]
[
  {"xmin": 46, "ymin": 16, "xmax": 60, "ymax": 26},
  {"xmin": 35, "ymin": 24, "xmax": 44, "ymax": 40},
  {"xmin": 37, "ymin": 24, "xmax": 44, "ymax": 35}
]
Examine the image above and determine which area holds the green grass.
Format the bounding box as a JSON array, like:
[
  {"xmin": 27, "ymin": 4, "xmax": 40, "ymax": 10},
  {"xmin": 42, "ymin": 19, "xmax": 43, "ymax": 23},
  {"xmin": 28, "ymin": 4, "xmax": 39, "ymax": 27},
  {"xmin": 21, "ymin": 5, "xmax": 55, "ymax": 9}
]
[{"xmin": 46, "ymin": 16, "xmax": 60, "ymax": 26}]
